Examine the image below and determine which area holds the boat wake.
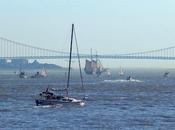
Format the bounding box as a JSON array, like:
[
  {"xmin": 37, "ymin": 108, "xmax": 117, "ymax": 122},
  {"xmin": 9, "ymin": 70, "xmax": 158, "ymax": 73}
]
[
  {"xmin": 34, "ymin": 104, "xmax": 63, "ymax": 108},
  {"xmin": 103, "ymin": 79, "xmax": 143, "ymax": 83}
]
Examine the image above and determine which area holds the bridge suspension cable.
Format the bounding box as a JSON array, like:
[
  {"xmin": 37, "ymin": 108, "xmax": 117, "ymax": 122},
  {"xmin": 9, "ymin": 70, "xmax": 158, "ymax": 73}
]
[{"xmin": 0, "ymin": 37, "xmax": 175, "ymax": 60}]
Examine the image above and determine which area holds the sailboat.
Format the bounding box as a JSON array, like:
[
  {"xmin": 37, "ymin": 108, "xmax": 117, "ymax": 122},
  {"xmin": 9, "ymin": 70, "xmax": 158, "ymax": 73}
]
[
  {"xmin": 40, "ymin": 66, "xmax": 48, "ymax": 77},
  {"xmin": 35, "ymin": 24, "xmax": 85, "ymax": 106},
  {"xmin": 84, "ymin": 49, "xmax": 97, "ymax": 75},
  {"xmin": 106, "ymin": 69, "xmax": 111, "ymax": 77},
  {"xmin": 119, "ymin": 66, "xmax": 124, "ymax": 76}
]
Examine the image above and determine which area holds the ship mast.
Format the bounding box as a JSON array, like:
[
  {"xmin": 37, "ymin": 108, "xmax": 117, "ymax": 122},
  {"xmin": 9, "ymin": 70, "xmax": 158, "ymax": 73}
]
[
  {"xmin": 74, "ymin": 27, "xmax": 85, "ymax": 99},
  {"xmin": 91, "ymin": 48, "xmax": 93, "ymax": 61},
  {"xmin": 66, "ymin": 24, "xmax": 74, "ymax": 97},
  {"xmin": 96, "ymin": 50, "xmax": 98, "ymax": 62}
]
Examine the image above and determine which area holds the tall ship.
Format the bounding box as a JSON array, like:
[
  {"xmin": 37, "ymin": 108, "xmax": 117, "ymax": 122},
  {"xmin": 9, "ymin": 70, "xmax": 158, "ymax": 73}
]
[{"xmin": 84, "ymin": 50, "xmax": 104, "ymax": 76}]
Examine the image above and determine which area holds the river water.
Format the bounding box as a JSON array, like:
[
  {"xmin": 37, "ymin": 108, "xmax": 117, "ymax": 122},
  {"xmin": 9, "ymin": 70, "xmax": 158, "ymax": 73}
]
[{"xmin": 0, "ymin": 68, "xmax": 175, "ymax": 130}]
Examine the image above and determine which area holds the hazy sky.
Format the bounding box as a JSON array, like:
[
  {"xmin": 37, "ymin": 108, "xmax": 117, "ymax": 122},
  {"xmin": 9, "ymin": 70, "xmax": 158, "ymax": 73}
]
[{"xmin": 0, "ymin": 0, "xmax": 175, "ymax": 68}]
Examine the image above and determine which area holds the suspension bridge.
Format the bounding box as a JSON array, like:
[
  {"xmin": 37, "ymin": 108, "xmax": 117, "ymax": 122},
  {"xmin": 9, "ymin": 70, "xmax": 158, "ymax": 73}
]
[{"xmin": 0, "ymin": 37, "xmax": 175, "ymax": 60}]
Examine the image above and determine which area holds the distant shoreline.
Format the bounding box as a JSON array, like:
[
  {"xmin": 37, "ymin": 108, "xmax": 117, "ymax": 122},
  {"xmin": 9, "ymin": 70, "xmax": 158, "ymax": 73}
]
[{"xmin": 0, "ymin": 59, "xmax": 65, "ymax": 70}]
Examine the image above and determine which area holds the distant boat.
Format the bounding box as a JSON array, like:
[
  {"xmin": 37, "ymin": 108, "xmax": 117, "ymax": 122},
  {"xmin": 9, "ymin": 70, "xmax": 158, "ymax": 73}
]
[
  {"xmin": 107, "ymin": 69, "xmax": 111, "ymax": 77},
  {"xmin": 31, "ymin": 71, "xmax": 42, "ymax": 78},
  {"xmin": 31, "ymin": 66, "xmax": 48, "ymax": 78},
  {"xmin": 119, "ymin": 66, "xmax": 124, "ymax": 76},
  {"xmin": 163, "ymin": 72, "xmax": 169, "ymax": 77},
  {"xmin": 18, "ymin": 66, "xmax": 27, "ymax": 79},
  {"xmin": 40, "ymin": 66, "xmax": 48, "ymax": 77},
  {"xmin": 84, "ymin": 50, "xmax": 105, "ymax": 76},
  {"xmin": 126, "ymin": 76, "xmax": 132, "ymax": 81},
  {"xmin": 84, "ymin": 59, "xmax": 96, "ymax": 75},
  {"xmin": 35, "ymin": 24, "xmax": 85, "ymax": 106},
  {"xmin": 14, "ymin": 71, "xmax": 19, "ymax": 75},
  {"xmin": 19, "ymin": 71, "xmax": 27, "ymax": 79}
]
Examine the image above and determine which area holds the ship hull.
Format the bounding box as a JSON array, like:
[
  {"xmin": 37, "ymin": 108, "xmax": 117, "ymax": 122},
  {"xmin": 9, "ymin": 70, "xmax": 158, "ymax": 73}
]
[{"xmin": 35, "ymin": 98, "xmax": 84, "ymax": 106}]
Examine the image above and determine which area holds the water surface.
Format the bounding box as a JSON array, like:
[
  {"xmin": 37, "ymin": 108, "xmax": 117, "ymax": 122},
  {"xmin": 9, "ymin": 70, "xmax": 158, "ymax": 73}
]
[{"xmin": 0, "ymin": 68, "xmax": 175, "ymax": 130}]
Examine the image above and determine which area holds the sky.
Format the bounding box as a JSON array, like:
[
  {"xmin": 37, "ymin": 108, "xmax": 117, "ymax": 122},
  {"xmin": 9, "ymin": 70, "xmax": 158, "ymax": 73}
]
[{"xmin": 0, "ymin": 0, "xmax": 175, "ymax": 68}]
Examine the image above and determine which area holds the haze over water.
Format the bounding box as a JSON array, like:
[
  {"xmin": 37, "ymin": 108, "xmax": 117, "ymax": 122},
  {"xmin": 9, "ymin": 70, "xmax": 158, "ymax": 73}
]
[{"xmin": 0, "ymin": 68, "xmax": 175, "ymax": 130}]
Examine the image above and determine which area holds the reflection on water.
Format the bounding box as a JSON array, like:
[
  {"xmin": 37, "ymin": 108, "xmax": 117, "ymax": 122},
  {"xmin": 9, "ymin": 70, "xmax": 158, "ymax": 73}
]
[{"xmin": 0, "ymin": 68, "xmax": 175, "ymax": 129}]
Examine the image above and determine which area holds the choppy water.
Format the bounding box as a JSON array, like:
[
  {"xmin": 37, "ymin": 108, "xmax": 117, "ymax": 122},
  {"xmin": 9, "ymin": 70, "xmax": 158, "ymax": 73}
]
[{"xmin": 0, "ymin": 68, "xmax": 175, "ymax": 130}]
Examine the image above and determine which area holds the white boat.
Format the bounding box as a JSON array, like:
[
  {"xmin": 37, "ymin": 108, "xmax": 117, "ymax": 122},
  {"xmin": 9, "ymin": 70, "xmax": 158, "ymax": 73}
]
[
  {"xmin": 35, "ymin": 24, "xmax": 85, "ymax": 106},
  {"xmin": 40, "ymin": 66, "xmax": 48, "ymax": 77},
  {"xmin": 119, "ymin": 66, "xmax": 124, "ymax": 76},
  {"xmin": 107, "ymin": 71, "xmax": 111, "ymax": 76}
]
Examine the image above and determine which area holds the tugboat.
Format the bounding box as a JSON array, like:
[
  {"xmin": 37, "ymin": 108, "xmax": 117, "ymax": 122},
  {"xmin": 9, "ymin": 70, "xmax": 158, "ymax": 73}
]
[{"xmin": 35, "ymin": 24, "xmax": 85, "ymax": 106}]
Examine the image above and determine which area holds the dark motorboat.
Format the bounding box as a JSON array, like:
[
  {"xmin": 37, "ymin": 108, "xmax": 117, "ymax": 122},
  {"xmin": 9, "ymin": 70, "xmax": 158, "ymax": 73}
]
[
  {"xmin": 35, "ymin": 24, "xmax": 85, "ymax": 106},
  {"xmin": 126, "ymin": 76, "xmax": 132, "ymax": 81},
  {"xmin": 18, "ymin": 66, "xmax": 27, "ymax": 79},
  {"xmin": 163, "ymin": 72, "xmax": 169, "ymax": 77},
  {"xmin": 19, "ymin": 71, "xmax": 27, "ymax": 78}
]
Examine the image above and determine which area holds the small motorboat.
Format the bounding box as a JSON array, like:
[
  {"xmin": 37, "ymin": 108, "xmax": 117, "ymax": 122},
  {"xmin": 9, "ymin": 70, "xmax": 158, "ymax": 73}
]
[
  {"xmin": 163, "ymin": 72, "xmax": 169, "ymax": 77},
  {"xmin": 126, "ymin": 76, "xmax": 132, "ymax": 81},
  {"xmin": 19, "ymin": 71, "xmax": 27, "ymax": 79},
  {"xmin": 18, "ymin": 66, "xmax": 27, "ymax": 79}
]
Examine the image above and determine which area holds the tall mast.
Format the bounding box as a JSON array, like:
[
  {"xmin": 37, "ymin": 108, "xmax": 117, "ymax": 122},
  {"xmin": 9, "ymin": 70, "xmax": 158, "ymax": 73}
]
[
  {"xmin": 66, "ymin": 24, "xmax": 74, "ymax": 97},
  {"xmin": 91, "ymin": 48, "xmax": 92, "ymax": 61},
  {"xmin": 96, "ymin": 50, "xmax": 98, "ymax": 62},
  {"xmin": 74, "ymin": 26, "xmax": 85, "ymax": 99},
  {"xmin": 19, "ymin": 64, "xmax": 22, "ymax": 73}
]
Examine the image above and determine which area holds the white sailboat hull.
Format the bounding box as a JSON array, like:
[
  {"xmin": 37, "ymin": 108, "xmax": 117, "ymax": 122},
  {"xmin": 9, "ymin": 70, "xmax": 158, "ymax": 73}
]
[{"xmin": 35, "ymin": 97, "xmax": 85, "ymax": 106}]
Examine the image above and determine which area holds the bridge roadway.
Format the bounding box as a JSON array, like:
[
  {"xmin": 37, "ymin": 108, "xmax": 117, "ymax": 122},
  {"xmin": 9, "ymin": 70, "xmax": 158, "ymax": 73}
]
[{"xmin": 0, "ymin": 55, "xmax": 175, "ymax": 60}]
